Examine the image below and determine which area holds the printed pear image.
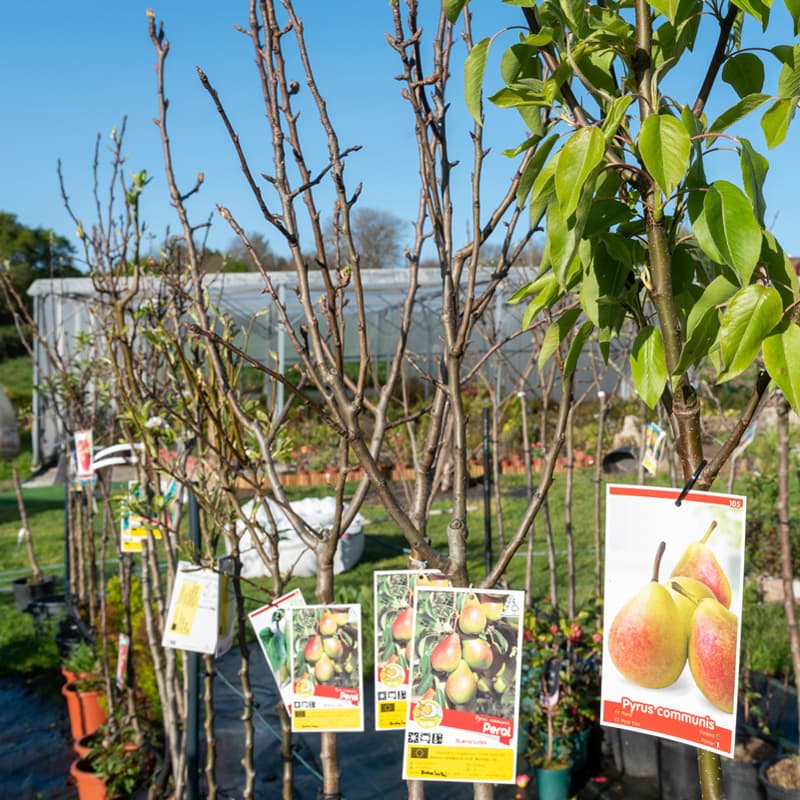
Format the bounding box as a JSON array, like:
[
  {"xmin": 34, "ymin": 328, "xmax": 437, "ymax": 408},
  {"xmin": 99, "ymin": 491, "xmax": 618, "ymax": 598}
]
[
  {"xmin": 673, "ymin": 581, "xmax": 738, "ymax": 713},
  {"xmin": 608, "ymin": 542, "xmax": 687, "ymax": 689},
  {"xmin": 669, "ymin": 576, "xmax": 715, "ymax": 640},
  {"xmin": 670, "ymin": 520, "xmax": 731, "ymax": 608}
]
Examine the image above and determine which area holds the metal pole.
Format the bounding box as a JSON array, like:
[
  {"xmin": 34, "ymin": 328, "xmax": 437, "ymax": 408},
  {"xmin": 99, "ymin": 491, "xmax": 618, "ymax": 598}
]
[
  {"xmin": 63, "ymin": 443, "xmax": 70, "ymax": 606},
  {"xmin": 482, "ymin": 407, "xmax": 492, "ymax": 577},
  {"xmin": 186, "ymin": 488, "xmax": 200, "ymax": 800}
]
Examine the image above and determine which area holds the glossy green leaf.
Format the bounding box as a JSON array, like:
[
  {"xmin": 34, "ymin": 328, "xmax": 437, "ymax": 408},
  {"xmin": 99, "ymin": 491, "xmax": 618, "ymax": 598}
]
[
  {"xmin": 583, "ymin": 199, "xmax": 634, "ymax": 237},
  {"xmin": 602, "ymin": 96, "xmax": 634, "ymax": 145},
  {"xmin": 674, "ymin": 307, "xmax": 721, "ymax": 375},
  {"xmin": 685, "ymin": 274, "xmax": 738, "ymax": 340},
  {"xmin": 444, "ymin": 0, "xmax": 468, "ymax": 23},
  {"xmin": 761, "ymin": 98, "xmax": 797, "ymax": 148},
  {"xmin": 730, "ymin": 0, "xmax": 771, "ymax": 27},
  {"xmin": 739, "ymin": 138, "xmax": 769, "ymax": 226},
  {"xmin": 563, "ymin": 321, "xmax": 594, "ymax": 384},
  {"xmin": 638, "ymin": 114, "xmax": 691, "ymax": 194},
  {"xmin": 778, "ymin": 44, "xmax": 800, "ymax": 96},
  {"xmin": 761, "ymin": 231, "xmax": 800, "ymax": 307},
  {"xmin": 521, "ymin": 275, "xmax": 562, "ymax": 328},
  {"xmin": 529, "ymin": 154, "xmax": 559, "ymax": 228},
  {"xmin": 708, "ymin": 93, "xmax": 770, "ymax": 135},
  {"xmin": 465, "ymin": 38, "xmax": 491, "ymax": 124},
  {"xmin": 630, "ymin": 326, "xmax": 668, "ymax": 409},
  {"xmin": 517, "ymin": 134, "xmax": 558, "ymax": 207},
  {"xmin": 555, "ymin": 126, "xmax": 605, "ymax": 218},
  {"xmin": 764, "ymin": 323, "xmax": 800, "ymax": 413},
  {"xmin": 785, "ymin": 0, "xmax": 800, "ymax": 35},
  {"xmin": 649, "ymin": 0, "xmax": 681, "ymax": 23},
  {"xmin": 703, "ymin": 181, "xmax": 762, "ymax": 283},
  {"xmin": 719, "ymin": 284, "xmax": 782, "ymax": 381},
  {"xmin": 560, "ymin": 0, "xmax": 587, "ymax": 32},
  {"xmin": 539, "ymin": 307, "xmax": 582, "ymax": 373},
  {"xmin": 508, "ymin": 267, "xmax": 555, "ymax": 304},
  {"xmin": 688, "ymin": 190, "xmax": 725, "ymax": 266},
  {"xmin": 722, "ymin": 54, "xmax": 766, "ymax": 98}
]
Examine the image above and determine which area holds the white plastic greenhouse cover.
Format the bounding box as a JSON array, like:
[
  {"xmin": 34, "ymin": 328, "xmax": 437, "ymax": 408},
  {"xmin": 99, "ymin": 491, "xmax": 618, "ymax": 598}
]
[{"xmin": 27, "ymin": 266, "xmax": 601, "ymax": 467}]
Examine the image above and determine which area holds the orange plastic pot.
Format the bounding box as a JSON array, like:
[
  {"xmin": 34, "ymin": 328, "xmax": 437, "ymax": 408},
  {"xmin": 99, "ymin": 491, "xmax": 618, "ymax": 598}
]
[
  {"xmin": 62, "ymin": 682, "xmax": 108, "ymax": 741},
  {"xmin": 70, "ymin": 758, "xmax": 108, "ymax": 800}
]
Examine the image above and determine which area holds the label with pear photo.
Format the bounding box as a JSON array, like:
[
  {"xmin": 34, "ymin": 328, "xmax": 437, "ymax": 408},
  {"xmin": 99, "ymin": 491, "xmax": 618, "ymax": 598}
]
[
  {"xmin": 373, "ymin": 570, "xmax": 451, "ymax": 731},
  {"xmin": 402, "ymin": 586, "xmax": 525, "ymax": 783},
  {"xmin": 600, "ymin": 484, "xmax": 746, "ymax": 757}
]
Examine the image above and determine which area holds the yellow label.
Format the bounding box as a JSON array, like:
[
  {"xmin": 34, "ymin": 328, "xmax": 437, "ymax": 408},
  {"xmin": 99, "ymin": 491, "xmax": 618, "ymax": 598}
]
[
  {"xmin": 292, "ymin": 707, "xmax": 361, "ymax": 731},
  {"xmin": 121, "ymin": 539, "xmax": 143, "ymax": 553},
  {"xmin": 405, "ymin": 745, "xmax": 514, "ymax": 783},
  {"xmin": 170, "ymin": 582, "xmax": 202, "ymax": 636},
  {"xmin": 376, "ymin": 700, "xmax": 407, "ymax": 730}
]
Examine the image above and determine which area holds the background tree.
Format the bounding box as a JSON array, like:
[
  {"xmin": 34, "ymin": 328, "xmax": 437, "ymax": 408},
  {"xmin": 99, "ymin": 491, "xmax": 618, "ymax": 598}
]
[
  {"xmin": 0, "ymin": 211, "xmax": 77, "ymax": 339},
  {"xmin": 326, "ymin": 207, "xmax": 406, "ymax": 270},
  {"xmin": 225, "ymin": 230, "xmax": 290, "ymax": 271}
]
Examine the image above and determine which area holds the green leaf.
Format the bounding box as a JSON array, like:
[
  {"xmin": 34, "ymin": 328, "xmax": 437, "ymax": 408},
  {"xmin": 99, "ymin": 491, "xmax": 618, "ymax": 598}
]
[
  {"xmin": 529, "ymin": 154, "xmax": 559, "ymax": 229},
  {"xmin": 638, "ymin": 114, "xmax": 691, "ymax": 194},
  {"xmin": 778, "ymin": 44, "xmax": 800, "ymax": 96},
  {"xmin": 602, "ymin": 96, "xmax": 634, "ymax": 145},
  {"xmin": 444, "ymin": 0, "xmax": 468, "ymax": 23},
  {"xmin": 761, "ymin": 231, "xmax": 800, "ymax": 307},
  {"xmin": 785, "ymin": 0, "xmax": 800, "ymax": 35},
  {"xmin": 719, "ymin": 284, "xmax": 782, "ymax": 381},
  {"xmin": 579, "ymin": 241, "xmax": 629, "ymax": 333},
  {"xmin": 703, "ymin": 180, "xmax": 763, "ymax": 282},
  {"xmin": 539, "ymin": 307, "xmax": 582, "ymax": 372},
  {"xmin": 517, "ymin": 133, "xmax": 558, "ymax": 207},
  {"xmin": 730, "ymin": 0, "xmax": 771, "ymax": 27},
  {"xmin": 555, "ymin": 126, "xmax": 605, "ymax": 217},
  {"xmin": 521, "ymin": 274, "xmax": 562, "ymax": 328},
  {"xmin": 685, "ymin": 274, "xmax": 738, "ymax": 340},
  {"xmin": 465, "ymin": 38, "xmax": 491, "ymax": 125},
  {"xmin": 707, "ymin": 93, "xmax": 771, "ymax": 135},
  {"xmin": 688, "ymin": 190, "xmax": 725, "ymax": 265},
  {"xmin": 583, "ymin": 199, "xmax": 634, "ymax": 237},
  {"xmin": 563, "ymin": 321, "xmax": 594, "ymax": 384},
  {"xmin": 764, "ymin": 323, "xmax": 800, "ymax": 413},
  {"xmin": 630, "ymin": 326, "xmax": 668, "ymax": 409},
  {"xmin": 761, "ymin": 98, "xmax": 797, "ymax": 148},
  {"xmin": 739, "ymin": 138, "xmax": 769, "ymax": 226},
  {"xmin": 560, "ymin": 0, "xmax": 586, "ymax": 32},
  {"xmin": 674, "ymin": 307, "xmax": 721, "ymax": 375},
  {"xmin": 501, "ymin": 43, "xmax": 543, "ymax": 85},
  {"xmin": 722, "ymin": 54, "xmax": 766, "ymax": 98},
  {"xmin": 649, "ymin": 0, "xmax": 681, "ymax": 24},
  {"xmin": 508, "ymin": 266, "xmax": 555, "ymax": 304}
]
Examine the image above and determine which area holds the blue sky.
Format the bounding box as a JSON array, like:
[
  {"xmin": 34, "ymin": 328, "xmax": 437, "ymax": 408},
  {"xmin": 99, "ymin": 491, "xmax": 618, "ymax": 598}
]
[{"xmin": 2, "ymin": 2, "xmax": 800, "ymax": 262}]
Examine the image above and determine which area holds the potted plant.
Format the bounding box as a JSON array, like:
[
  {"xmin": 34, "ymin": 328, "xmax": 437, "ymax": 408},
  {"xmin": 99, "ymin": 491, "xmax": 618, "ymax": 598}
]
[
  {"xmin": 10, "ymin": 466, "xmax": 54, "ymax": 613},
  {"xmin": 721, "ymin": 665, "xmax": 777, "ymax": 800},
  {"xmin": 519, "ymin": 609, "xmax": 581, "ymax": 800},
  {"xmin": 62, "ymin": 641, "xmax": 108, "ymax": 741},
  {"xmin": 760, "ymin": 754, "xmax": 800, "ymax": 799},
  {"xmin": 82, "ymin": 721, "xmax": 149, "ymax": 799}
]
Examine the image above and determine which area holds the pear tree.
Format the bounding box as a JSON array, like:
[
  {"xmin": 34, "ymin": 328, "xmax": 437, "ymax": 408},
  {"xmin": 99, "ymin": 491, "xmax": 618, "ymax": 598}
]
[{"xmin": 457, "ymin": 0, "xmax": 800, "ymax": 796}]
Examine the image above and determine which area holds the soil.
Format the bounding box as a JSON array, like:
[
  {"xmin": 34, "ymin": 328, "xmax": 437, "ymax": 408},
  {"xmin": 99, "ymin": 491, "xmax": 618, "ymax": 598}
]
[
  {"xmin": 766, "ymin": 755, "xmax": 800, "ymax": 790},
  {"xmin": 734, "ymin": 736, "xmax": 777, "ymax": 762}
]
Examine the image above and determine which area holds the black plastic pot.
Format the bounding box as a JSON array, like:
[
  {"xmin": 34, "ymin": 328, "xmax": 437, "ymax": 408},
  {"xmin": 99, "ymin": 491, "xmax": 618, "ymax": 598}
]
[
  {"xmin": 30, "ymin": 593, "xmax": 67, "ymax": 621},
  {"xmin": 608, "ymin": 727, "xmax": 659, "ymax": 778},
  {"xmin": 12, "ymin": 575, "xmax": 55, "ymax": 613},
  {"xmin": 658, "ymin": 739, "xmax": 700, "ymax": 800},
  {"xmin": 760, "ymin": 756, "xmax": 800, "ymax": 800}
]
